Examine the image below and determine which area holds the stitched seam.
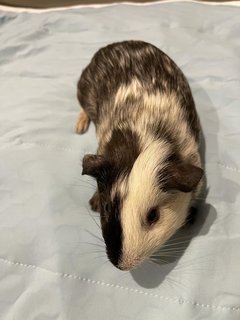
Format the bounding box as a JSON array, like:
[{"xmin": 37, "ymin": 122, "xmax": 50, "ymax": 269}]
[
  {"xmin": 0, "ymin": 257, "xmax": 239, "ymax": 312},
  {"xmin": 8, "ymin": 140, "xmax": 240, "ymax": 173},
  {"xmin": 217, "ymin": 162, "xmax": 240, "ymax": 173},
  {"xmin": 20, "ymin": 141, "xmax": 83, "ymax": 153}
]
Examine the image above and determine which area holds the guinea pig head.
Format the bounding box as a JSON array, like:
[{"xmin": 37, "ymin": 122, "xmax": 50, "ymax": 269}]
[{"xmin": 82, "ymin": 146, "xmax": 203, "ymax": 271}]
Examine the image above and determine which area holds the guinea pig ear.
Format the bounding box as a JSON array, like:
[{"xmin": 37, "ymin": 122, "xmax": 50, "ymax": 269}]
[
  {"xmin": 162, "ymin": 162, "xmax": 203, "ymax": 193},
  {"xmin": 82, "ymin": 154, "xmax": 110, "ymax": 179}
]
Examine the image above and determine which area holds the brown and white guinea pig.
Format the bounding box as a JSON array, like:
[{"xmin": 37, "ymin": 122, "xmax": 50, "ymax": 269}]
[{"xmin": 76, "ymin": 40, "xmax": 204, "ymax": 271}]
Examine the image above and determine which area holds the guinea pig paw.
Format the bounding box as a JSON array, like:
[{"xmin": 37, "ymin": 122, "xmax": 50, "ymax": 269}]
[
  {"xmin": 89, "ymin": 192, "xmax": 100, "ymax": 213},
  {"xmin": 75, "ymin": 111, "xmax": 90, "ymax": 134}
]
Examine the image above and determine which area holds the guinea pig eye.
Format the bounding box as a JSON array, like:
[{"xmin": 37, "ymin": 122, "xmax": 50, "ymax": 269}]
[{"xmin": 147, "ymin": 208, "xmax": 159, "ymax": 225}]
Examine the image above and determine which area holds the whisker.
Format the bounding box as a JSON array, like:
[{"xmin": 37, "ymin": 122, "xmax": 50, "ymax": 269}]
[
  {"xmin": 152, "ymin": 254, "xmax": 181, "ymax": 259},
  {"xmin": 153, "ymin": 251, "xmax": 185, "ymax": 257},
  {"xmin": 165, "ymin": 236, "xmax": 192, "ymax": 243},
  {"xmin": 161, "ymin": 240, "xmax": 191, "ymax": 247},
  {"xmin": 168, "ymin": 234, "xmax": 192, "ymax": 239},
  {"xmin": 84, "ymin": 229, "xmax": 104, "ymax": 243},
  {"xmin": 73, "ymin": 176, "xmax": 96, "ymax": 187},
  {"xmin": 80, "ymin": 250, "xmax": 105, "ymax": 256},
  {"xmin": 156, "ymin": 245, "xmax": 188, "ymax": 251},
  {"xmin": 83, "ymin": 180, "xmax": 96, "ymax": 187},
  {"xmin": 153, "ymin": 253, "xmax": 182, "ymax": 259},
  {"xmin": 81, "ymin": 255, "xmax": 108, "ymax": 264},
  {"xmin": 152, "ymin": 252, "xmax": 184, "ymax": 258},
  {"xmin": 153, "ymin": 251, "xmax": 184, "ymax": 256},
  {"xmin": 80, "ymin": 212, "xmax": 99, "ymax": 217},
  {"xmin": 87, "ymin": 208, "xmax": 101, "ymax": 230},
  {"xmin": 164, "ymin": 275, "xmax": 188, "ymax": 291},
  {"xmin": 100, "ymin": 260, "xmax": 111, "ymax": 268},
  {"xmin": 92, "ymin": 255, "xmax": 107, "ymax": 260},
  {"xmin": 81, "ymin": 242, "xmax": 105, "ymax": 248},
  {"xmin": 171, "ymin": 255, "xmax": 213, "ymax": 273},
  {"xmin": 69, "ymin": 183, "xmax": 95, "ymax": 190},
  {"xmin": 150, "ymin": 257, "xmax": 169, "ymax": 264},
  {"xmin": 174, "ymin": 257, "xmax": 210, "ymax": 269},
  {"xmin": 157, "ymin": 247, "xmax": 187, "ymax": 252},
  {"xmin": 161, "ymin": 244, "xmax": 190, "ymax": 250}
]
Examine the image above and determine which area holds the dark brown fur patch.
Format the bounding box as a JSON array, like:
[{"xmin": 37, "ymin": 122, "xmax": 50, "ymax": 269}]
[
  {"xmin": 103, "ymin": 128, "xmax": 140, "ymax": 178},
  {"xmin": 100, "ymin": 194, "xmax": 122, "ymax": 268},
  {"xmin": 160, "ymin": 162, "xmax": 203, "ymax": 193},
  {"xmin": 82, "ymin": 129, "xmax": 140, "ymax": 188}
]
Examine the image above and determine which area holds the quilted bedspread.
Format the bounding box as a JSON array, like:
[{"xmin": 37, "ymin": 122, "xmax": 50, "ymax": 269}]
[{"xmin": 0, "ymin": 1, "xmax": 240, "ymax": 319}]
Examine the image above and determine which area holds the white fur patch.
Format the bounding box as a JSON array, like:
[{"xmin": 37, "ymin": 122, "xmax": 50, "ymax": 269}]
[
  {"xmin": 114, "ymin": 78, "xmax": 142, "ymax": 105},
  {"xmin": 117, "ymin": 140, "xmax": 191, "ymax": 270}
]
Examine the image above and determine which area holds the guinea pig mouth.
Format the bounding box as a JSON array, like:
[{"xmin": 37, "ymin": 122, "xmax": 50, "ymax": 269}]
[
  {"xmin": 116, "ymin": 255, "xmax": 144, "ymax": 271},
  {"xmin": 105, "ymin": 247, "xmax": 144, "ymax": 271},
  {"xmin": 106, "ymin": 248, "xmax": 137, "ymax": 271},
  {"xmin": 118, "ymin": 259, "xmax": 142, "ymax": 271},
  {"xmin": 104, "ymin": 238, "xmax": 144, "ymax": 271}
]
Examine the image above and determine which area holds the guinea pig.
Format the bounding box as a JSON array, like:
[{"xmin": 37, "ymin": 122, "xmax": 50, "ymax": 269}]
[{"xmin": 76, "ymin": 40, "xmax": 204, "ymax": 271}]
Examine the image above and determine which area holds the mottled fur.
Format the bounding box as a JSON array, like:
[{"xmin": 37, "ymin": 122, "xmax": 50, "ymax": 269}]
[{"xmin": 77, "ymin": 41, "xmax": 203, "ymax": 270}]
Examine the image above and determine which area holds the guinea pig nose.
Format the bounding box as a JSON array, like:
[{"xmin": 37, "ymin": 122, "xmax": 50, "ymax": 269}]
[
  {"xmin": 118, "ymin": 260, "xmax": 136, "ymax": 271},
  {"xmin": 115, "ymin": 264, "xmax": 125, "ymax": 271},
  {"xmin": 118, "ymin": 265, "xmax": 132, "ymax": 271}
]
